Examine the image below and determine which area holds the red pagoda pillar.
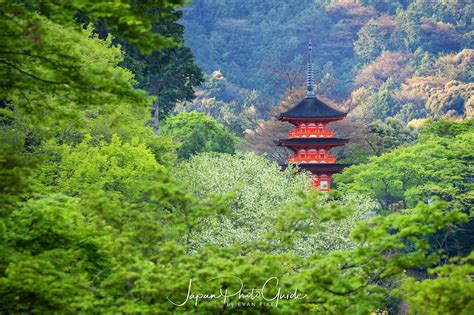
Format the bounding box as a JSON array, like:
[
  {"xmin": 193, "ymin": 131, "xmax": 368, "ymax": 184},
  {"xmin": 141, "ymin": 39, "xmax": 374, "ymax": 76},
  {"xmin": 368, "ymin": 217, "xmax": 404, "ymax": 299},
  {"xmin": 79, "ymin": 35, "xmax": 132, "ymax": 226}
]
[{"xmin": 276, "ymin": 42, "xmax": 349, "ymax": 192}]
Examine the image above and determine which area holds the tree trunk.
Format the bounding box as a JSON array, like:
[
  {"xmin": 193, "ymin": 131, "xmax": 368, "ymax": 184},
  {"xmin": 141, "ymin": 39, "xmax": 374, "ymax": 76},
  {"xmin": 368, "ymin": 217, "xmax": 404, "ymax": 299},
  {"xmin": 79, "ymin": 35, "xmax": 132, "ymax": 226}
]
[
  {"xmin": 365, "ymin": 138, "xmax": 381, "ymax": 157},
  {"xmin": 153, "ymin": 99, "xmax": 160, "ymax": 136}
]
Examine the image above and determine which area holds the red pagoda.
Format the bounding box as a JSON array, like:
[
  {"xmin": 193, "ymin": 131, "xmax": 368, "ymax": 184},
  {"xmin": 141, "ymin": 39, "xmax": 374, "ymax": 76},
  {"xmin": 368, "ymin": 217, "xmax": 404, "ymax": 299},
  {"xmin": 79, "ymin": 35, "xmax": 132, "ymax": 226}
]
[{"xmin": 276, "ymin": 42, "xmax": 349, "ymax": 192}]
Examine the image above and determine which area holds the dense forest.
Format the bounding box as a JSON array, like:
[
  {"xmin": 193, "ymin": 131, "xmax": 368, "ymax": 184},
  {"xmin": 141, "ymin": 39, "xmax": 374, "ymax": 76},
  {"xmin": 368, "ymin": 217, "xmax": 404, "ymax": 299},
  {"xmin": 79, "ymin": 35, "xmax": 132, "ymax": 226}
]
[
  {"xmin": 182, "ymin": 0, "xmax": 472, "ymax": 134},
  {"xmin": 0, "ymin": 0, "xmax": 473, "ymax": 314}
]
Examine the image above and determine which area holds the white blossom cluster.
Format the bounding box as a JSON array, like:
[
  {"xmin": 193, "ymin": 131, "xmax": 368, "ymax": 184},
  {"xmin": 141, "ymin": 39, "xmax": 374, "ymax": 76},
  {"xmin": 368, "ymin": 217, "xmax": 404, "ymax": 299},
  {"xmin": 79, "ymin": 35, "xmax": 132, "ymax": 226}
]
[{"xmin": 173, "ymin": 153, "xmax": 378, "ymax": 255}]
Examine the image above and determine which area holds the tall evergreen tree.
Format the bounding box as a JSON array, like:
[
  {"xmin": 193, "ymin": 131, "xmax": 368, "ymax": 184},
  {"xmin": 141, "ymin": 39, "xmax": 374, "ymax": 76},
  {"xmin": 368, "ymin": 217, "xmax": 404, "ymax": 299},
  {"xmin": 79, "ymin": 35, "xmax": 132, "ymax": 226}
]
[{"xmin": 97, "ymin": 10, "xmax": 204, "ymax": 134}]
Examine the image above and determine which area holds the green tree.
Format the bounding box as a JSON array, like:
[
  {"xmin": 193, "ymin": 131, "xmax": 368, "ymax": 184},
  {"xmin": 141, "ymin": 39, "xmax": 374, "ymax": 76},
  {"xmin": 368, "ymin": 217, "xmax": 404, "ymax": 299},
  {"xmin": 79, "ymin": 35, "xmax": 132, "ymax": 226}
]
[
  {"xmin": 393, "ymin": 7, "xmax": 423, "ymax": 51},
  {"xmin": 411, "ymin": 47, "xmax": 435, "ymax": 76},
  {"xmin": 364, "ymin": 117, "xmax": 418, "ymax": 156},
  {"xmin": 398, "ymin": 252, "xmax": 474, "ymax": 315},
  {"xmin": 0, "ymin": 16, "xmax": 177, "ymax": 167},
  {"xmin": 335, "ymin": 119, "xmax": 473, "ymax": 210},
  {"xmin": 2, "ymin": 0, "xmax": 185, "ymax": 53},
  {"xmin": 1, "ymin": 0, "xmax": 183, "ymax": 205},
  {"xmin": 36, "ymin": 135, "xmax": 163, "ymax": 203},
  {"xmin": 1, "ymin": 17, "xmax": 149, "ymax": 127},
  {"xmin": 0, "ymin": 194, "xmax": 99, "ymax": 313},
  {"xmin": 375, "ymin": 84, "xmax": 399, "ymax": 118},
  {"xmin": 354, "ymin": 18, "xmax": 392, "ymax": 62},
  {"xmin": 1, "ymin": 0, "xmax": 190, "ymax": 130},
  {"xmin": 360, "ymin": 0, "xmax": 407, "ymax": 14},
  {"xmin": 117, "ymin": 10, "xmax": 204, "ymax": 131},
  {"xmin": 161, "ymin": 112, "xmax": 236, "ymax": 160},
  {"xmin": 0, "ymin": 145, "xmax": 226, "ymax": 313},
  {"xmin": 335, "ymin": 119, "xmax": 473, "ymax": 262},
  {"xmin": 354, "ymin": 82, "xmax": 400, "ymax": 123},
  {"xmin": 291, "ymin": 199, "xmax": 469, "ymax": 314}
]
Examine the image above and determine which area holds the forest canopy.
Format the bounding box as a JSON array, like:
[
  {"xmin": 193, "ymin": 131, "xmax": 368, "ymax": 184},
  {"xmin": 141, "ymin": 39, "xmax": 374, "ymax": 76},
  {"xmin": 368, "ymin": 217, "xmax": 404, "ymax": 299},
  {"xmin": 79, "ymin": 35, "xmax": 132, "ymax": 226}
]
[{"xmin": 182, "ymin": 0, "xmax": 473, "ymax": 129}]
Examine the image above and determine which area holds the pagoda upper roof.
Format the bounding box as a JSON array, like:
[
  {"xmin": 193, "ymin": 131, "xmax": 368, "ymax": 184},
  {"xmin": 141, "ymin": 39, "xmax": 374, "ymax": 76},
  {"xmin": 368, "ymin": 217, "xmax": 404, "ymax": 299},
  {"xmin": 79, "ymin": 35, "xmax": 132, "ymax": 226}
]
[
  {"xmin": 277, "ymin": 96, "xmax": 347, "ymax": 120},
  {"xmin": 277, "ymin": 138, "xmax": 349, "ymax": 147}
]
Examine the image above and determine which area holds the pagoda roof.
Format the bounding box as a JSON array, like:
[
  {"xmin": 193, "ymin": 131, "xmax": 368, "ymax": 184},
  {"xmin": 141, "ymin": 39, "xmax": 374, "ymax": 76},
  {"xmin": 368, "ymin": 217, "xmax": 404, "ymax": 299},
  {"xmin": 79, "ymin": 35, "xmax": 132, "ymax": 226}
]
[
  {"xmin": 281, "ymin": 163, "xmax": 350, "ymax": 174},
  {"xmin": 277, "ymin": 138, "xmax": 349, "ymax": 148},
  {"xmin": 277, "ymin": 96, "xmax": 347, "ymax": 120}
]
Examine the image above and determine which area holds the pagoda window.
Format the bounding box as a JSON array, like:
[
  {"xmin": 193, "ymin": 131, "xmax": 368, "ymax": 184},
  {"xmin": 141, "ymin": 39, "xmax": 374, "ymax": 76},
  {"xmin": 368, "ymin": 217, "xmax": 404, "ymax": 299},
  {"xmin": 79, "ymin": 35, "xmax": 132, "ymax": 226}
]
[
  {"xmin": 300, "ymin": 123, "xmax": 306, "ymax": 134},
  {"xmin": 319, "ymin": 149, "xmax": 325, "ymax": 158},
  {"xmin": 320, "ymin": 179, "xmax": 328, "ymax": 189},
  {"xmin": 320, "ymin": 174, "xmax": 329, "ymax": 190},
  {"xmin": 318, "ymin": 124, "xmax": 324, "ymax": 133}
]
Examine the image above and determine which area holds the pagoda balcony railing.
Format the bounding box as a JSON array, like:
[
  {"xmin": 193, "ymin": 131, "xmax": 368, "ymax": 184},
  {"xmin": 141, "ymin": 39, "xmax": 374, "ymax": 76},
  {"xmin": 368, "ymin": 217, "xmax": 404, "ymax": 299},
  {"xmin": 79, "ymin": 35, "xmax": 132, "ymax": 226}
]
[
  {"xmin": 287, "ymin": 156, "xmax": 336, "ymax": 164},
  {"xmin": 288, "ymin": 129, "xmax": 334, "ymax": 138}
]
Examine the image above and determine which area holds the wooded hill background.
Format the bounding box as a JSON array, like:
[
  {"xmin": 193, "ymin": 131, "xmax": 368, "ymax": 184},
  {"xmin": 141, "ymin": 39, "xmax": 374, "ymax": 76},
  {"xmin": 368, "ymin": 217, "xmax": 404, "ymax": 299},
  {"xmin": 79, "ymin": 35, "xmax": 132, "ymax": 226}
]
[{"xmin": 181, "ymin": 0, "xmax": 472, "ymax": 129}]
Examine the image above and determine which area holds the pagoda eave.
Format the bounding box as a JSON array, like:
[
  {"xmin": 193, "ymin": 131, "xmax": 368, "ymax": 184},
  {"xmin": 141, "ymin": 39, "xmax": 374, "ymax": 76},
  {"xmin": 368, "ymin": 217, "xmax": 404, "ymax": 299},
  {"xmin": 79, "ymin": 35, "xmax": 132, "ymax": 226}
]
[
  {"xmin": 277, "ymin": 138, "xmax": 349, "ymax": 148},
  {"xmin": 277, "ymin": 95, "xmax": 348, "ymax": 122},
  {"xmin": 281, "ymin": 163, "xmax": 349, "ymax": 174},
  {"xmin": 278, "ymin": 115, "xmax": 347, "ymax": 123}
]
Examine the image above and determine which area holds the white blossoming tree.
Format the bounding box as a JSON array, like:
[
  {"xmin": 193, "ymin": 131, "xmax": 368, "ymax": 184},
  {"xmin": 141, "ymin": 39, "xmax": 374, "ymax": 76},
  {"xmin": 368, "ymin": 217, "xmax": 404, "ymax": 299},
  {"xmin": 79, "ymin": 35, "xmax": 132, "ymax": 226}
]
[{"xmin": 173, "ymin": 153, "xmax": 378, "ymax": 255}]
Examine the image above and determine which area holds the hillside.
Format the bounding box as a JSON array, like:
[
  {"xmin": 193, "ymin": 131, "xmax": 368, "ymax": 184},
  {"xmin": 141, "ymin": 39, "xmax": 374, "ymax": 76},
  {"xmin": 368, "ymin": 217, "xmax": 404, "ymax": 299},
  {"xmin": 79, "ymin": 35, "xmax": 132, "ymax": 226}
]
[{"xmin": 182, "ymin": 0, "xmax": 473, "ymax": 125}]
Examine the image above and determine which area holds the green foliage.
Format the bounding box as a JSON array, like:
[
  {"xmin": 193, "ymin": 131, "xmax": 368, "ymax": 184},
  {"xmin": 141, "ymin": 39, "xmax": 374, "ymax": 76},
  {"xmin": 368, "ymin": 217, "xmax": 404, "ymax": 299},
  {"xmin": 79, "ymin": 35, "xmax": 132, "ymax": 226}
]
[
  {"xmin": 0, "ymin": 194, "xmax": 103, "ymax": 313},
  {"xmin": 182, "ymin": 0, "xmax": 357, "ymax": 100},
  {"xmin": 4, "ymin": 0, "xmax": 186, "ymax": 53},
  {"xmin": 161, "ymin": 112, "xmax": 236, "ymax": 160},
  {"xmin": 354, "ymin": 18, "xmax": 392, "ymax": 62},
  {"xmin": 335, "ymin": 119, "xmax": 473, "ymax": 210},
  {"xmin": 0, "ymin": 128, "xmax": 37, "ymax": 209},
  {"xmin": 2, "ymin": 165, "xmax": 471, "ymax": 313},
  {"xmin": 365, "ymin": 118, "xmax": 418, "ymax": 156},
  {"xmin": 294, "ymin": 200, "xmax": 468, "ymax": 314},
  {"xmin": 0, "ymin": 0, "xmax": 197, "ymax": 133},
  {"xmin": 335, "ymin": 119, "xmax": 473, "ymax": 272},
  {"xmin": 118, "ymin": 10, "xmax": 204, "ymax": 118},
  {"xmin": 1, "ymin": 121, "xmax": 227, "ymax": 313},
  {"xmin": 0, "ymin": 164, "xmax": 224, "ymax": 313},
  {"xmin": 355, "ymin": 82, "xmax": 401, "ymax": 123},
  {"xmin": 179, "ymin": 73, "xmax": 265, "ymax": 136},
  {"xmin": 36, "ymin": 135, "xmax": 164, "ymax": 204},
  {"xmin": 421, "ymin": 117, "xmax": 474, "ymax": 139},
  {"xmin": 398, "ymin": 251, "xmax": 474, "ymax": 315},
  {"xmin": 183, "ymin": 0, "xmax": 472, "ymax": 102},
  {"xmin": 374, "ymin": 84, "xmax": 399, "ymax": 119},
  {"xmin": 393, "ymin": 7, "xmax": 423, "ymax": 51},
  {"xmin": 360, "ymin": 0, "xmax": 407, "ymax": 14},
  {"xmin": 1, "ymin": 0, "xmax": 180, "ymax": 172},
  {"xmin": 1, "ymin": 15, "xmax": 149, "ymax": 126}
]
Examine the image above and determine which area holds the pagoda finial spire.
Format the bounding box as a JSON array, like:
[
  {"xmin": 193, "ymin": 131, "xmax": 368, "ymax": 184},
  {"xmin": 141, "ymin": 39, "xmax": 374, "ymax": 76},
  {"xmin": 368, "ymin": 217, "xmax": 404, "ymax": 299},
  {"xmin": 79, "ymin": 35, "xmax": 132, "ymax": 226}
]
[{"xmin": 306, "ymin": 40, "xmax": 315, "ymax": 98}]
